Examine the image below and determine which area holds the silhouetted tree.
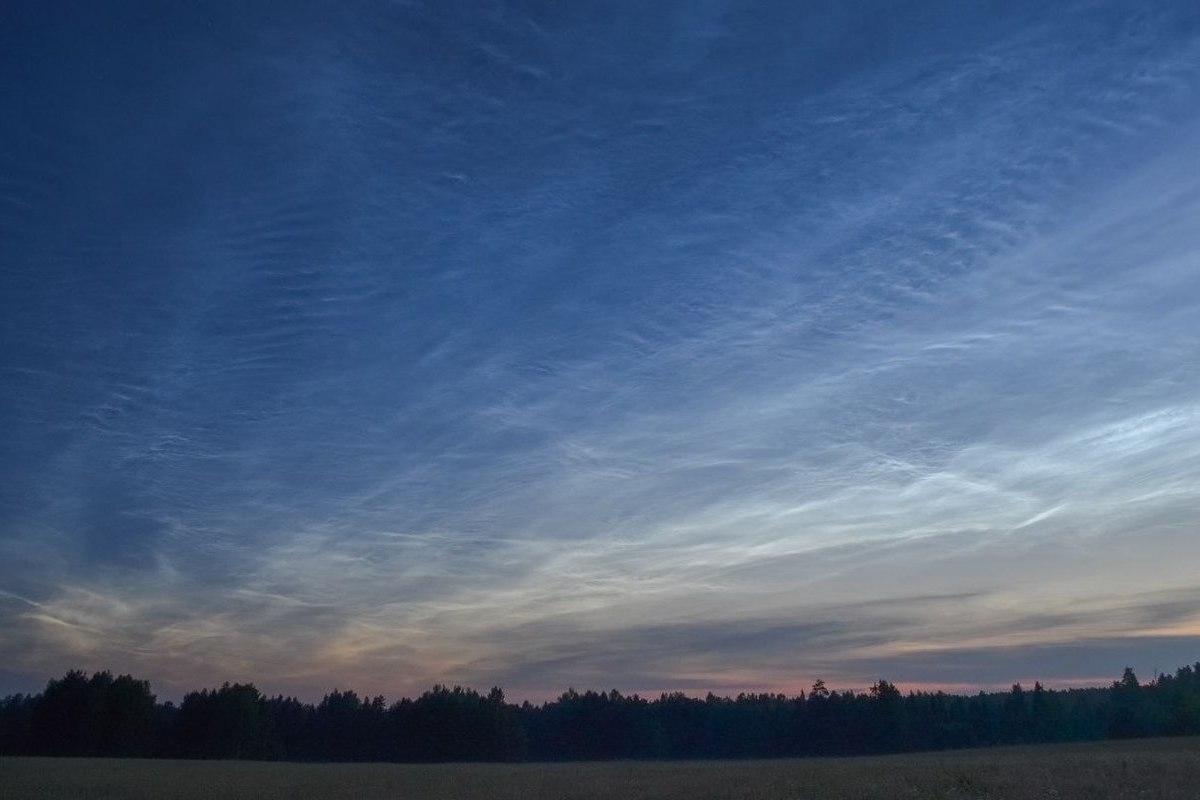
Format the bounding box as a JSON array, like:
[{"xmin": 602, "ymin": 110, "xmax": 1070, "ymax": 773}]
[
  {"xmin": 0, "ymin": 693, "xmax": 34, "ymax": 755},
  {"xmin": 25, "ymin": 670, "xmax": 155, "ymax": 757},
  {"xmin": 27, "ymin": 670, "xmax": 91, "ymax": 756},
  {"xmin": 6, "ymin": 661, "xmax": 1200, "ymax": 763},
  {"xmin": 176, "ymin": 683, "xmax": 274, "ymax": 759},
  {"xmin": 868, "ymin": 680, "xmax": 905, "ymax": 752}
]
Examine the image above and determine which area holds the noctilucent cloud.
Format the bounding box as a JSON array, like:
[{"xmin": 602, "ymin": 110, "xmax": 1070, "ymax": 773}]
[{"xmin": 2, "ymin": 1, "xmax": 1199, "ymax": 701}]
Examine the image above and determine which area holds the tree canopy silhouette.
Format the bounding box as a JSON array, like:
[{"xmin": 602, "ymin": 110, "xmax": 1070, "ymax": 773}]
[{"xmin": 2, "ymin": 662, "xmax": 1199, "ymax": 762}]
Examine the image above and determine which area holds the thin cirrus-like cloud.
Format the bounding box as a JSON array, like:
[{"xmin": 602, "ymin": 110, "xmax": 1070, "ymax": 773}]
[{"xmin": 1, "ymin": 1, "xmax": 1199, "ymax": 700}]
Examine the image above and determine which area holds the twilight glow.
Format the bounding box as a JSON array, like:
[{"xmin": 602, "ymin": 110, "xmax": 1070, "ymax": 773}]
[{"xmin": 2, "ymin": 1, "xmax": 1200, "ymax": 701}]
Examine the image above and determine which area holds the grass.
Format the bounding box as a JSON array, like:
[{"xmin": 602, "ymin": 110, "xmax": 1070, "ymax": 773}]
[{"xmin": 1, "ymin": 737, "xmax": 1198, "ymax": 799}]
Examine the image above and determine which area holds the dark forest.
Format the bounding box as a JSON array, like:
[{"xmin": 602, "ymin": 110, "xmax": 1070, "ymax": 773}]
[{"xmin": 2, "ymin": 663, "xmax": 1198, "ymax": 762}]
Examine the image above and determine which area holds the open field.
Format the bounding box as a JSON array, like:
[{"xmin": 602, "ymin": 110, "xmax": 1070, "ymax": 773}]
[{"xmin": 1, "ymin": 738, "xmax": 1198, "ymax": 800}]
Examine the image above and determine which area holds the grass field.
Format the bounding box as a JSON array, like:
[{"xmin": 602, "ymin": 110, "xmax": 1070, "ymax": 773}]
[{"xmin": 1, "ymin": 737, "xmax": 1198, "ymax": 800}]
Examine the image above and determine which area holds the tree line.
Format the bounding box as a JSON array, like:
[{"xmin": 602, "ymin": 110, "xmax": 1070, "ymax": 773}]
[{"xmin": 1, "ymin": 662, "xmax": 1198, "ymax": 761}]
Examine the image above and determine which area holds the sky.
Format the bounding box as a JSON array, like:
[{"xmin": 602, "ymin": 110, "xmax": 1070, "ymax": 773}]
[{"xmin": 2, "ymin": 0, "xmax": 1200, "ymax": 703}]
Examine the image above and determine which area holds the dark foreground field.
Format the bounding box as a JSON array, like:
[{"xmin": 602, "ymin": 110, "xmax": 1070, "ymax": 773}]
[{"xmin": 1, "ymin": 737, "xmax": 1198, "ymax": 800}]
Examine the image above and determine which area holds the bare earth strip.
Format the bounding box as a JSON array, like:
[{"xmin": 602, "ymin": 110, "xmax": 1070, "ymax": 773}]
[{"xmin": 1, "ymin": 737, "xmax": 1198, "ymax": 800}]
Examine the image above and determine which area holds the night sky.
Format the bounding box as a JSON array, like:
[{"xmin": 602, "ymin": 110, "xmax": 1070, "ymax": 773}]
[{"xmin": 3, "ymin": 1, "xmax": 1200, "ymax": 701}]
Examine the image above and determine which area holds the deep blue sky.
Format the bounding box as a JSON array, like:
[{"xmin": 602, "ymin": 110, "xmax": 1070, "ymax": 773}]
[{"xmin": 3, "ymin": 0, "xmax": 1200, "ymax": 701}]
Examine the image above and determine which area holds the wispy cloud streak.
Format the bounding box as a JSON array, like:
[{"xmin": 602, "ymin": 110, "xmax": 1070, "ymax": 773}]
[{"xmin": 2, "ymin": 1, "xmax": 1199, "ymax": 699}]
